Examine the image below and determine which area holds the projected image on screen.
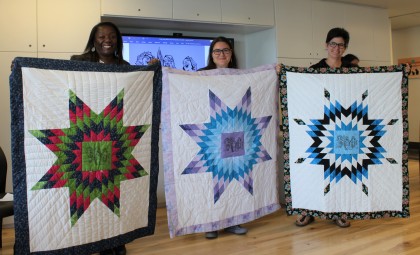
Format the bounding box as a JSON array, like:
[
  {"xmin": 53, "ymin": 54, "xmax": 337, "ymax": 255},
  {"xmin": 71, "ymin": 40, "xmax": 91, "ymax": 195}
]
[{"xmin": 123, "ymin": 35, "xmax": 213, "ymax": 71}]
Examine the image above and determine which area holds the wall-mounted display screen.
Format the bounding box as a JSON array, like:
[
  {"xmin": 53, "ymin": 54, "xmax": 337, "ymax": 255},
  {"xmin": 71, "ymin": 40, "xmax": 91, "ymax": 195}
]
[{"xmin": 122, "ymin": 34, "xmax": 216, "ymax": 71}]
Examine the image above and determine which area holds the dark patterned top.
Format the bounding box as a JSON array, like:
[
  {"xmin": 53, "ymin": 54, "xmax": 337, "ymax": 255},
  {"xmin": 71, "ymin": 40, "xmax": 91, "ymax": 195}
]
[{"xmin": 70, "ymin": 53, "xmax": 130, "ymax": 65}]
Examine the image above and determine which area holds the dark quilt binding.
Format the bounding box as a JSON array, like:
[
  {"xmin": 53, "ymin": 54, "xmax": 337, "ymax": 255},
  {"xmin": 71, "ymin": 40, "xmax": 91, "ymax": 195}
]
[
  {"xmin": 278, "ymin": 64, "xmax": 410, "ymax": 220},
  {"xmin": 10, "ymin": 57, "xmax": 162, "ymax": 255}
]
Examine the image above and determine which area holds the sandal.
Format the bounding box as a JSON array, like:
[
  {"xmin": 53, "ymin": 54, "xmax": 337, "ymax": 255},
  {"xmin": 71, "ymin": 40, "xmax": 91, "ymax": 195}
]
[
  {"xmin": 295, "ymin": 215, "xmax": 314, "ymax": 227},
  {"xmin": 334, "ymin": 218, "xmax": 350, "ymax": 228}
]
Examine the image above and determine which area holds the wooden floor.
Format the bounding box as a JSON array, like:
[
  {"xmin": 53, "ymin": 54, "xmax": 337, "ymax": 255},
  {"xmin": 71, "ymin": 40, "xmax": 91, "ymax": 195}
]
[{"xmin": 2, "ymin": 159, "xmax": 419, "ymax": 255}]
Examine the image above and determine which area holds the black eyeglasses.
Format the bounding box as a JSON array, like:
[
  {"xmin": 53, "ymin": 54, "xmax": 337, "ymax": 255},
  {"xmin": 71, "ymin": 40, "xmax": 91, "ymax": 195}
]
[
  {"xmin": 328, "ymin": 42, "xmax": 346, "ymax": 49},
  {"xmin": 212, "ymin": 48, "xmax": 232, "ymax": 55}
]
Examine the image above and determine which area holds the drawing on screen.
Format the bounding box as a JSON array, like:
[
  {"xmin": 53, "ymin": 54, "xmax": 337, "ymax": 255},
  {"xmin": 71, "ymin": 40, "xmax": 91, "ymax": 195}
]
[
  {"xmin": 162, "ymin": 55, "xmax": 176, "ymax": 68},
  {"xmin": 135, "ymin": 51, "xmax": 154, "ymax": 65},
  {"xmin": 156, "ymin": 48, "xmax": 176, "ymax": 68},
  {"xmin": 182, "ymin": 56, "xmax": 198, "ymax": 71}
]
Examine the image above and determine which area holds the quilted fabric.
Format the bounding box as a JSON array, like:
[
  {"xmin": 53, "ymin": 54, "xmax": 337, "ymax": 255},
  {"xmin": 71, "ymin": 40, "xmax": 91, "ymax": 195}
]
[
  {"xmin": 161, "ymin": 65, "xmax": 280, "ymax": 237},
  {"xmin": 10, "ymin": 57, "xmax": 162, "ymax": 254},
  {"xmin": 279, "ymin": 64, "xmax": 410, "ymax": 220}
]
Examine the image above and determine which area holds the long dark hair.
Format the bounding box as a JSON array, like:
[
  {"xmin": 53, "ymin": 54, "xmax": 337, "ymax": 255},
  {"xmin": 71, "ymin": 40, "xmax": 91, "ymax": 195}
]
[
  {"xmin": 201, "ymin": 36, "xmax": 237, "ymax": 70},
  {"xmin": 82, "ymin": 22, "xmax": 125, "ymax": 64}
]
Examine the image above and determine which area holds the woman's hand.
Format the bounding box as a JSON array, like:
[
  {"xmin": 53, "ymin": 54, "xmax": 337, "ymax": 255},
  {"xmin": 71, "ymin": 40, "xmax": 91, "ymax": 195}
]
[{"xmin": 148, "ymin": 58, "xmax": 160, "ymax": 65}]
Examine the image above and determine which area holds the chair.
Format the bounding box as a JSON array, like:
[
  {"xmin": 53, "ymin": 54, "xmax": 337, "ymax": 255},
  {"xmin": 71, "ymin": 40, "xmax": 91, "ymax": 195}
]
[{"xmin": 0, "ymin": 146, "xmax": 13, "ymax": 248}]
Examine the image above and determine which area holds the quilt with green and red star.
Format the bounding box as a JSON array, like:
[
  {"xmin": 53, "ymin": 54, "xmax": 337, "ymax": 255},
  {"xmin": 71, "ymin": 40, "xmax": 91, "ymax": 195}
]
[
  {"xmin": 161, "ymin": 65, "xmax": 281, "ymax": 237},
  {"xmin": 279, "ymin": 64, "xmax": 410, "ymax": 221},
  {"xmin": 10, "ymin": 57, "xmax": 161, "ymax": 254}
]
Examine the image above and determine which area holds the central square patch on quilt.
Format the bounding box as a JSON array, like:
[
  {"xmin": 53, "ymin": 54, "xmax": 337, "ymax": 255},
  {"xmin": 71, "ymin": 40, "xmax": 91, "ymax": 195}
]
[
  {"xmin": 161, "ymin": 65, "xmax": 280, "ymax": 237},
  {"xmin": 279, "ymin": 64, "xmax": 410, "ymax": 220}
]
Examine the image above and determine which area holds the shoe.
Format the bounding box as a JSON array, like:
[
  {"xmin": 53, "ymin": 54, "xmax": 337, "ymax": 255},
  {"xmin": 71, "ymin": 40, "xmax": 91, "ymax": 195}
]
[
  {"xmin": 99, "ymin": 249, "xmax": 115, "ymax": 255},
  {"xmin": 333, "ymin": 218, "xmax": 350, "ymax": 228},
  {"xmin": 224, "ymin": 225, "xmax": 248, "ymax": 235},
  {"xmin": 205, "ymin": 231, "xmax": 218, "ymax": 239},
  {"xmin": 113, "ymin": 245, "xmax": 127, "ymax": 255},
  {"xmin": 295, "ymin": 215, "xmax": 314, "ymax": 227}
]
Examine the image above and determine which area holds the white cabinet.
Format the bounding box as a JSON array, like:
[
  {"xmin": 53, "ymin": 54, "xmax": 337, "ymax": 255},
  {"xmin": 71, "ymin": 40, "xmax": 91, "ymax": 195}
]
[
  {"xmin": 221, "ymin": 0, "xmax": 274, "ymax": 26},
  {"xmin": 0, "ymin": 0, "xmax": 37, "ymax": 52},
  {"xmin": 276, "ymin": 0, "xmax": 312, "ymax": 59},
  {"xmin": 173, "ymin": 0, "xmax": 221, "ymax": 22},
  {"xmin": 371, "ymin": 8, "xmax": 391, "ymax": 62},
  {"xmin": 38, "ymin": 0, "xmax": 100, "ymax": 53},
  {"xmin": 344, "ymin": 4, "xmax": 376, "ymax": 61},
  {"xmin": 311, "ymin": 0, "xmax": 346, "ymax": 58},
  {"xmin": 0, "ymin": 0, "xmax": 99, "ymax": 54},
  {"xmin": 101, "ymin": 0, "xmax": 172, "ymax": 19}
]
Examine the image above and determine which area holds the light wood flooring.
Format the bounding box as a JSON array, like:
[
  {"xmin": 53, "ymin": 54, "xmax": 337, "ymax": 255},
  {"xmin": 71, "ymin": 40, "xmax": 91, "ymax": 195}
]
[{"xmin": 1, "ymin": 158, "xmax": 419, "ymax": 255}]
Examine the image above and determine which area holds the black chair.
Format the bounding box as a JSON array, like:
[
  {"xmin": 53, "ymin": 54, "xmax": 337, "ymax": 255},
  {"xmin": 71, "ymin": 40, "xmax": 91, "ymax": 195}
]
[{"xmin": 0, "ymin": 146, "xmax": 14, "ymax": 248}]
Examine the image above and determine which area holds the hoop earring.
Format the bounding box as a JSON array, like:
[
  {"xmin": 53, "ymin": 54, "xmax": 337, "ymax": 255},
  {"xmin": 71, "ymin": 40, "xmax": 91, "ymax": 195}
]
[{"xmin": 91, "ymin": 47, "xmax": 95, "ymax": 52}]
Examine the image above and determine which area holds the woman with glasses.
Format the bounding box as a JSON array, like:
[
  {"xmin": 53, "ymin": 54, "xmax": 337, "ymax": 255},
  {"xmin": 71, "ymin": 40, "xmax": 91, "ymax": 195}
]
[
  {"xmin": 197, "ymin": 36, "xmax": 247, "ymax": 239},
  {"xmin": 295, "ymin": 27, "xmax": 354, "ymax": 229},
  {"xmin": 199, "ymin": 36, "xmax": 238, "ymax": 70},
  {"xmin": 310, "ymin": 27, "xmax": 355, "ymax": 69}
]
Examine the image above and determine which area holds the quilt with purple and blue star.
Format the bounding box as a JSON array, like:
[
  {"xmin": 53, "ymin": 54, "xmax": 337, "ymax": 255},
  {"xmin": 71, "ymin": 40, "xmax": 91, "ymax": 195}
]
[
  {"xmin": 279, "ymin": 64, "xmax": 410, "ymax": 220},
  {"xmin": 161, "ymin": 65, "xmax": 280, "ymax": 237},
  {"xmin": 10, "ymin": 57, "xmax": 161, "ymax": 254}
]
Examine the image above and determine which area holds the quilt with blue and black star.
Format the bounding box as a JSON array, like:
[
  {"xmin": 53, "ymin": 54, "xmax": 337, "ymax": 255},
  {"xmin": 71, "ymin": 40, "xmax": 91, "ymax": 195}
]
[
  {"xmin": 161, "ymin": 65, "xmax": 280, "ymax": 237},
  {"xmin": 279, "ymin": 64, "xmax": 410, "ymax": 220},
  {"xmin": 10, "ymin": 57, "xmax": 161, "ymax": 254}
]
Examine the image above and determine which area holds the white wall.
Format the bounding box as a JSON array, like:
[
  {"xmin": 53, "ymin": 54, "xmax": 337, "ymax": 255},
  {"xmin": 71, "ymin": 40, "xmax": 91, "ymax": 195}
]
[
  {"xmin": 244, "ymin": 28, "xmax": 277, "ymax": 68},
  {"xmin": 392, "ymin": 27, "xmax": 420, "ymax": 143}
]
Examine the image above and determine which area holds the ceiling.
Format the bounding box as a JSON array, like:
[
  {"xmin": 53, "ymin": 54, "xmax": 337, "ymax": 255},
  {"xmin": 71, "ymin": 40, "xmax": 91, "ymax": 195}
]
[{"xmin": 329, "ymin": 0, "xmax": 420, "ymax": 30}]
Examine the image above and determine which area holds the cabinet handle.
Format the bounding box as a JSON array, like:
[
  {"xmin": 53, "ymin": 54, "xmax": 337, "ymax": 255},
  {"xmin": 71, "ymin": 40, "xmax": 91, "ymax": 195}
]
[
  {"xmin": 29, "ymin": 44, "xmax": 32, "ymax": 47},
  {"xmin": 248, "ymin": 17, "xmax": 251, "ymax": 20},
  {"xmin": 197, "ymin": 13, "xmax": 200, "ymax": 16},
  {"xmin": 43, "ymin": 44, "xmax": 46, "ymax": 47},
  {"xmin": 138, "ymin": 8, "xmax": 141, "ymax": 12}
]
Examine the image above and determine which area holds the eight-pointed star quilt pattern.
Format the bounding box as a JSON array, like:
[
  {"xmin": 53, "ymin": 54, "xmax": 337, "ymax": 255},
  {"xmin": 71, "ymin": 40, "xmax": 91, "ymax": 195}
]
[
  {"xmin": 10, "ymin": 58, "xmax": 161, "ymax": 254},
  {"xmin": 279, "ymin": 64, "xmax": 410, "ymax": 220},
  {"xmin": 161, "ymin": 65, "xmax": 280, "ymax": 237}
]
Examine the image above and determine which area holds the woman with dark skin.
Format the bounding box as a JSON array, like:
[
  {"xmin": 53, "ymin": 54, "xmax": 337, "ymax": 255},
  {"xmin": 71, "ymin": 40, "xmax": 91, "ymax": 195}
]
[
  {"xmin": 71, "ymin": 21, "xmax": 129, "ymax": 65},
  {"xmin": 71, "ymin": 21, "xmax": 128, "ymax": 255},
  {"xmin": 198, "ymin": 36, "xmax": 247, "ymax": 239}
]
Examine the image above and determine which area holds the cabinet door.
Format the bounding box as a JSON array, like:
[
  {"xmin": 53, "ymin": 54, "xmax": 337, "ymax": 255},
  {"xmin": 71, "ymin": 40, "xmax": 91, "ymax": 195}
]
[
  {"xmin": 173, "ymin": 0, "xmax": 221, "ymax": 22},
  {"xmin": 371, "ymin": 8, "xmax": 391, "ymax": 62},
  {"xmin": 0, "ymin": 0, "xmax": 37, "ymax": 52},
  {"xmin": 276, "ymin": 0, "xmax": 312, "ymax": 58},
  {"xmin": 344, "ymin": 4, "xmax": 375, "ymax": 61},
  {"xmin": 37, "ymin": 0, "xmax": 100, "ymax": 53},
  {"xmin": 311, "ymin": 0, "xmax": 346, "ymax": 58},
  {"xmin": 221, "ymin": 0, "xmax": 274, "ymax": 26},
  {"xmin": 101, "ymin": 0, "xmax": 172, "ymax": 19}
]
